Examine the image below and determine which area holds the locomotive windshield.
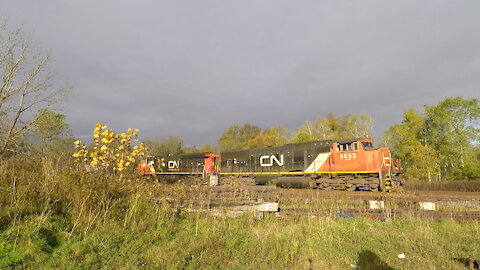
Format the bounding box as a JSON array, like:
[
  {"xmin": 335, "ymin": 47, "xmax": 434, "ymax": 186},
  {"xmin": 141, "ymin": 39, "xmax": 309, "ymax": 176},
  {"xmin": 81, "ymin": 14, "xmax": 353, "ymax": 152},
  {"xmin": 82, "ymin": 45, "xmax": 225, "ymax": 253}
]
[{"xmin": 362, "ymin": 142, "xmax": 373, "ymax": 149}]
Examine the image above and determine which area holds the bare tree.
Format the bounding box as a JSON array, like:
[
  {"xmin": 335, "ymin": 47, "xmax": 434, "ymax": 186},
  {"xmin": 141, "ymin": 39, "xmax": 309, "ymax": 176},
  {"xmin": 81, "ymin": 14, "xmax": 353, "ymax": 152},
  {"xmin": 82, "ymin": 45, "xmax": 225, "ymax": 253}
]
[{"xmin": 0, "ymin": 21, "xmax": 68, "ymax": 157}]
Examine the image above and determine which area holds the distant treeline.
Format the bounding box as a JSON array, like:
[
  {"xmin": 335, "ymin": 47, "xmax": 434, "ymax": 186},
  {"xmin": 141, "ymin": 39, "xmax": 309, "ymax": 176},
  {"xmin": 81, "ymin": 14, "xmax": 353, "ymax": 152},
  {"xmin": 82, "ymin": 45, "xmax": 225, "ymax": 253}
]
[
  {"xmin": 144, "ymin": 97, "xmax": 480, "ymax": 182},
  {"xmin": 144, "ymin": 112, "xmax": 374, "ymax": 156}
]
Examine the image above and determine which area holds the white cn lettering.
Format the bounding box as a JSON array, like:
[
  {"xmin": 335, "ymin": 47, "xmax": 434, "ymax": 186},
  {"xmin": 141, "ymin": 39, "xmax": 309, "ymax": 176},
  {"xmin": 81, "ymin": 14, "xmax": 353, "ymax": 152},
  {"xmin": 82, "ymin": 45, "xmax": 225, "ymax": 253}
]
[
  {"xmin": 260, "ymin": 154, "xmax": 284, "ymax": 167},
  {"xmin": 168, "ymin": 160, "xmax": 179, "ymax": 169}
]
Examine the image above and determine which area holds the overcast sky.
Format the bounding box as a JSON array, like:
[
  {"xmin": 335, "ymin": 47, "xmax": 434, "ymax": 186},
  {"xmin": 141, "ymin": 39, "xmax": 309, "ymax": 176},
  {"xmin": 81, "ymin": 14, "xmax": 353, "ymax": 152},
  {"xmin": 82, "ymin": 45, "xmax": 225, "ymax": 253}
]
[{"xmin": 2, "ymin": 1, "xmax": 479, "ymax": 146}]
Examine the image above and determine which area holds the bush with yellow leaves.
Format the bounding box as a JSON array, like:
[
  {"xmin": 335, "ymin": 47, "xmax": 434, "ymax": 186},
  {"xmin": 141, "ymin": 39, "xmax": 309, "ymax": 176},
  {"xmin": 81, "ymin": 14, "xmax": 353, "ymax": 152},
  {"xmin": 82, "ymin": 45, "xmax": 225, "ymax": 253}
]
[{"xmin": 73, "ymin": 123, "xmax": 147, "ymax": 173}]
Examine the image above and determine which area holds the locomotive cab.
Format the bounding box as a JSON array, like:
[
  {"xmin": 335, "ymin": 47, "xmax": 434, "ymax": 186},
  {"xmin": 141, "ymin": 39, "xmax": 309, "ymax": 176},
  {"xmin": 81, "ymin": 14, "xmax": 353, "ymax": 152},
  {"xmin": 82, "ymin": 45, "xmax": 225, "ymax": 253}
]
[
  {"xmin": 327, "ymin": 138, "xmax": 402, "ymax": 191},
  {"xmin": 331, "ymin": 139, "xmax": 364, "ymax": 172}
]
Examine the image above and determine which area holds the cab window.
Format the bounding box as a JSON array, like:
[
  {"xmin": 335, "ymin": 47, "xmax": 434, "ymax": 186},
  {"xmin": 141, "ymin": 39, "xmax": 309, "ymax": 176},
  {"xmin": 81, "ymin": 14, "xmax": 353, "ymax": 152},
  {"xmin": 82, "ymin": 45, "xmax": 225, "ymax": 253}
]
[
  {"xmin": 338, "ymin": 143, "xmax": 355, "ymax": 151},
  {"xmin": 362, "ymin": 142, "xmax": 373, "ymax": 149},
  {"xmin": 344, "ymin": 143, "xmax": 352, "ymax": 151}
]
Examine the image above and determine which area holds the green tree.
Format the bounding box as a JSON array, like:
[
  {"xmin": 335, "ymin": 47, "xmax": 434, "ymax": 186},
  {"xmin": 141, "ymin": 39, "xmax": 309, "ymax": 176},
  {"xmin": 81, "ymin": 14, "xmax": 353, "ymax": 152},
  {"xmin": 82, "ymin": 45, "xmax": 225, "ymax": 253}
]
[
  {"xmin": 382, "ymin": 109, "xmax": 441, "ymax": 181},
  {"xmin": 343, "ymin": 113, "xmax": 375, "ymax": 138},
  {"xmin": 382, "ymin": 109, "xmax": 425, "ymax": 155},
  {"xmin": 424, "ymin": 97, "xmax": 480, "ymax": 179},
  {"xmin": 382, "ymin": 97, "xmax": 480, "ymax": 181},
  {"xmin": 31, "ymin": 109, "xmax": 71, "ymax": 153},
  {"xmin": 198, "ymin": 144, "xmax": 217, "ymax": 153},
  {"xmin": 218, "ymin": 124, "xmax": 261, "ymax": 150},
  {"xmin": 144, "ymin": 136, "xmax": 184, "ymax": 156},
  {"xmin": 181, "ymin": 145, "xmax": 197, "ymax": 154},
  {"xmin": 293, "ymin": 122, "xmax": 315, "ymax": 143},
  {"xmin": 293, "ymin": 112, "xmax": 374, "ymax": 142},
  {"xmin": 314, "ymin": 112, "xmax": 342, "ymax": 140},
  {"xmin": 181, "ymin": 144, "xmax": 218, "ymax": 154},
  {"xmin": 408, "ymin": 144, "xmax": 440, "ymax": 181},
  {"xmin": 246, "ymin": 126, "xmax": 290, "ymax": 149}
]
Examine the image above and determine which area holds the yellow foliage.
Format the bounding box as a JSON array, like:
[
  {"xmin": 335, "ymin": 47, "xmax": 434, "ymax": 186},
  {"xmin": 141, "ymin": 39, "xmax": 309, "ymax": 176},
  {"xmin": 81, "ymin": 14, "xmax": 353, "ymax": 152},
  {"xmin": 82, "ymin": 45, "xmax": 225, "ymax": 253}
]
[{"xmin": 72, "ymin": 123, "xmax": 147, "ymax": 174}]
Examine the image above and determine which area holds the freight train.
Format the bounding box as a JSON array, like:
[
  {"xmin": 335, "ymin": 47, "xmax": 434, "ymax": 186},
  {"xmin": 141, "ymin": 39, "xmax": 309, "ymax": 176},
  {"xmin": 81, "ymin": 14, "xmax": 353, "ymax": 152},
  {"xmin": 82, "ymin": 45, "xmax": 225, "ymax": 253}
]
[{"xmin": 138, "ymin": 138, "xmax": 402, "ymax": 191}]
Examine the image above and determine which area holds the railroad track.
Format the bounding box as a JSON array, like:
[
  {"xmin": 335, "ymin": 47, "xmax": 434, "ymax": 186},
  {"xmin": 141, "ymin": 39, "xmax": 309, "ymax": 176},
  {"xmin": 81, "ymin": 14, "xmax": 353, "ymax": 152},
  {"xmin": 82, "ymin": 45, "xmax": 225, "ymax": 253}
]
[
  {"xmin": 151, "ymin": 184, "xmax": 480, "ymax": 220},
  {"xmin": 274, "ymin": 188, "xmax": 480, "ymax": 202},
  {"xmin": 181, "ymin": 182, "xmax": 478, "ymax": 198},
  {"xmin": 185, "ymin": 185, "xmax": 480, "ymax": 202},
  {"xmin": 278, "ymin": 208, "xmax": 480, "ymax": 221}
]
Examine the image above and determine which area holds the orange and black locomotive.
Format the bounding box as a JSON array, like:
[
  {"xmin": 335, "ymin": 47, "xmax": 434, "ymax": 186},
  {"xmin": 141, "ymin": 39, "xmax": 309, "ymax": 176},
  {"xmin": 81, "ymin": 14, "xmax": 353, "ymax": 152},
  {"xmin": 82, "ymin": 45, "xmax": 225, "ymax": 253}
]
[{"xmin": 139, "ymin": 138, "xmax": 402, "ymax": 191}]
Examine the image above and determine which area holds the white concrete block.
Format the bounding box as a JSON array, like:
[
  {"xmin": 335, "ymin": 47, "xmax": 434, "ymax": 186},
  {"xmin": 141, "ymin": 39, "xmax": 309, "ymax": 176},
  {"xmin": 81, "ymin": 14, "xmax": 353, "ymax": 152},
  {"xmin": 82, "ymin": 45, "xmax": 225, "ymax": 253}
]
[
  {"xmin": 254, "ymin": 202, "xmax": 279, "ymax": 212},
  {"xmin": 369, "ymin": 200, "xmax": 385, "ymax": 210},
  {"xmin": 419, "ymin": 202, "xmax": 436, "ymax": 211},
  {"xmin": 209, "ymin": 175, "xmax": 219, "ymax": 186}
]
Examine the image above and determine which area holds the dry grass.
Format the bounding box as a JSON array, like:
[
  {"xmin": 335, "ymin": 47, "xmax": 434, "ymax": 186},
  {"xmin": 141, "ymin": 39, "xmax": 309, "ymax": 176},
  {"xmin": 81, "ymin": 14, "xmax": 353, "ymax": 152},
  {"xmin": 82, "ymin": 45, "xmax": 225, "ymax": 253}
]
[{"xmin": 1, "ymin": 155, "xmax": 479, "ymax": 269}]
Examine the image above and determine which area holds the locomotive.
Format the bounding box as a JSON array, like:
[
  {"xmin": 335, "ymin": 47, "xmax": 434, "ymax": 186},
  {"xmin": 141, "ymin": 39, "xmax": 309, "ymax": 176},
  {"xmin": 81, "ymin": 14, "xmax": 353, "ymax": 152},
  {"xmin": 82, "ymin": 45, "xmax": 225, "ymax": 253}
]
[{"xmin": 139, "ymin": 138, "xmax": 402, "ymax": 191}]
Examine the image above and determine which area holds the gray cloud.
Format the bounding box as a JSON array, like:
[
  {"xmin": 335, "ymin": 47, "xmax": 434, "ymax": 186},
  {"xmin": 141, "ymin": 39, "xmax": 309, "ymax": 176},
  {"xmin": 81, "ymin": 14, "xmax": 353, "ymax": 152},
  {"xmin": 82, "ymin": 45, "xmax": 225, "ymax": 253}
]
[{"xmin": 2, "ymin": 0, "xmax": 480, "ymax": 146}]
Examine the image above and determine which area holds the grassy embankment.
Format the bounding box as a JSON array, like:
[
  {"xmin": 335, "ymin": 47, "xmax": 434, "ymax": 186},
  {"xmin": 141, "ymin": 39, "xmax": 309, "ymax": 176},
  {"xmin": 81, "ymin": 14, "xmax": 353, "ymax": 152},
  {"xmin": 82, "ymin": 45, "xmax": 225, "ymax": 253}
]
[{"xmin": 1, "ymin": 156, "xmax": 479, "ymax": 269}]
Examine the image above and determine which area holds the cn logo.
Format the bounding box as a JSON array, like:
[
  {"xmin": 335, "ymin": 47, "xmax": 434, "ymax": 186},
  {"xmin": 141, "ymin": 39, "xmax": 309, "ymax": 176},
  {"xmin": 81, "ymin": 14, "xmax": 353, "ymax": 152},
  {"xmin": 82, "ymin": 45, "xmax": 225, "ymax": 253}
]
[
  {"xmin": 168, "ymin": 160, "xmax": 179, "ymax": 169},
  {"xmin": 260, "ymin": 154, "xmax": 284, "ymax": 167}
]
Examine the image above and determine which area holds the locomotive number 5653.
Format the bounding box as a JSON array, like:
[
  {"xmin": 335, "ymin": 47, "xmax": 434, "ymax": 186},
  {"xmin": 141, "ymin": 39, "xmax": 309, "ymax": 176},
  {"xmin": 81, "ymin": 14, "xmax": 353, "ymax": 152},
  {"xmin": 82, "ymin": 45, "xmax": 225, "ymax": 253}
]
[{"xmin": 339, "ymin": 153, "xmax": 357, "ymax": 160}]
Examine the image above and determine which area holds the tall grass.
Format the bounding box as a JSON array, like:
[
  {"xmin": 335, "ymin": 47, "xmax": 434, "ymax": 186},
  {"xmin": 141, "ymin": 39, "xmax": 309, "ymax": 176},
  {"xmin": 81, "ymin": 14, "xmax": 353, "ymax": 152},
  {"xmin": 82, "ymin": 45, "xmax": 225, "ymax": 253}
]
[
  {"xmin": 1, "ymin": 155, "xmax": 479, "ymax": 269},
  {"xmin": 1, "ymin": 211, "xmax": 478, "ymax": 269}
]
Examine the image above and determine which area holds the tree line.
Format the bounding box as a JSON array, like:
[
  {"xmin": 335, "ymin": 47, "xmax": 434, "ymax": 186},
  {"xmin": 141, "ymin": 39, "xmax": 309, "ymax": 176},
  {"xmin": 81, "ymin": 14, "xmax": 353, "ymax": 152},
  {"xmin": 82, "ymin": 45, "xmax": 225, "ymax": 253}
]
[
  {"xmin": 145, "ymin": 99, "xmax": 479, "ymax": 182},
  {"xmin": 144, "ymin": 112, "xmax": 375, "ymax": 155}
]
